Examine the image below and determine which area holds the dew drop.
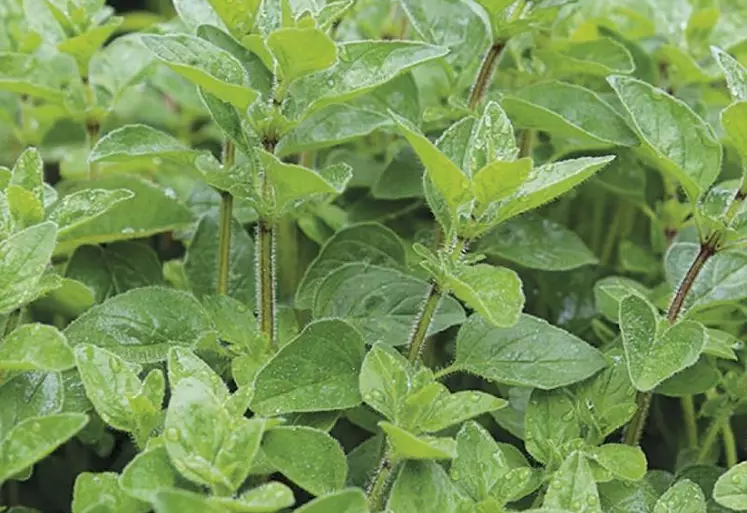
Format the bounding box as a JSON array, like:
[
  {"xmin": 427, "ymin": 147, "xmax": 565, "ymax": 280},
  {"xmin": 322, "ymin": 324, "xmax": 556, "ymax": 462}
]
[{"xmin": 165, "ymin": 427, "xmax": 180, "ymax": 441}]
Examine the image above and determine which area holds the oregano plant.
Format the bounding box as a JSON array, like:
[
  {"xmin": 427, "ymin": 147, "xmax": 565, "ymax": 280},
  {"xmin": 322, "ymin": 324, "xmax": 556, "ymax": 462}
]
[{"xmin": 0, "ymin": 0, "xmax": 746, "ymax": 512}]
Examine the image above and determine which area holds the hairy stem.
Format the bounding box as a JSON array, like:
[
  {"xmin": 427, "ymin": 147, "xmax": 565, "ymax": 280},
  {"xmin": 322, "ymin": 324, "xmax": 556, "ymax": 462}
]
[
  {"xmin": 257, "ymin": 219, "xmax": 276, "ymax": 347},
  {"xmin": 600, "ymin": 202, "xmax": 624, "ymax": 266},
  {"xmin": 217, "ymin": 141, "xmax": 235, "ymax": 296},
  {"xmin": 468, "ymin": 41, "xmax": 505, "ymax": 110},
  {"xmin": 518, "ymin": 128, "xmax": 534, "ymax": 159},
  {"xmin": 697, "ymin": 415, "xmax": 724, "ymax": 463},
  {"xmin": 367, "ymin": 447, "xmax": 396, "ymax": 512},
  {"xmin": 406, "ymin": 284, "xmax": 442, "ymax": 362},
  {"xmin": 624, "ymin": 236, "xmax": 717, "ymax": 446},
  {"xmin": 722, "ymin": 418, "xmax": 737, "ymax": 468},
  {"xmin": 681, "ymin": 395, "xmax": 698, "ymax": 448}
]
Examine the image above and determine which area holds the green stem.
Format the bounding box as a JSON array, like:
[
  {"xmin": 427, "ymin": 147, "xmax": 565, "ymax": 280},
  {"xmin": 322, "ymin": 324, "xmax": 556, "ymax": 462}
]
[
  {"xmin": 366, "ymin": 448, "xmax": 397, "ymax": 512},
  {"xmin": 722, "ymin": 419, "xmax": 738, "ymax": 468},
  {"xmin": 468, "ymin": 41, "xmax": 506, "ymax": 110},
  {"xmin": 217, "ymin": 141, "xmax": 235, "ymax": 296},
  {"xmin": 724, "ymin": 185, "xmax": 746, "ymax": 225},
  {"xmin": 518, "ymin": 128, "xmax": 534, "ymax": 159},
  {"xmin": 600, "ymin": 201, "xmax": 624, "ymax": 266},
  {"xmin": 406, "ymin": 284, "xmax": 442, "ymax": 362},
  {"xmin": 697, "ymin": 416, "xmax": 724, "ymax": 464},
  {"xmin": 681, "ymin": 395, "xmax": 698, "ymax": 448},
  {"xmin": 624, "ymin": 235, "xmax": 717, "ymax": 446},
  {"xmin": 257, "ymin": 218, "xmax": 276, "ymax": 347}
]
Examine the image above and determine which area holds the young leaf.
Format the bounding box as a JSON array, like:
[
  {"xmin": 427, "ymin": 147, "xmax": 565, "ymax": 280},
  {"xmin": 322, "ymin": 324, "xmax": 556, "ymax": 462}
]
[
  {"xmin": 251, "ymin": 319, "xmax": 365, "ymax": 415},
  {"xmin": 312, "ymin": 264, "xmax": 465, "ymax": 346},
  {"xmin": 184, "ymin": 211, "xmax": 255, "ymax": 306},
  {"xmin": 543, "ymin": 452, "xmax": 601, "ymax": 513},
  {"xmin": 119, "ymin": 445, "xmax": 183, "ymax": 503},
  {"xmin": 152, "ymin": 489, "xmax": 224, "ymax": 513},
  {"xmin": 57, "ymin": 18, "xmax": 123, "ymax": 75},
  {"xmin": 288, "ymin": 41, "xmax": 448, "ymax": 117},
  {"xmin": 587, "ymin": 444, "xmax": 647, "ymax": 482},
  {"xmin": 209, "ymin": 481, "xmax": 295, "ymax": 512},
  {"xmin": 267, "ymin": 27, "xmax": 337, "ymax": 86},
  {"xmin": 0, "ymin": 372, "xmax": 64, "ymax": 440},
  {"xmin": 608, "ymin": 75, "xmax": 721, "ymax": 201},
  {"xmin": 262, "ymin": 426, "xmax": 347, "ymax": 496},
  {"xmin": 164, "ymin": 377, "xmax": 263, "ymax": 493},
  {"xmin": 502, "ymin": 81, "xmax": 638, "ymax": 147},
  {"xmin": 72, "ymin": 472, "xmax": 148, "ymax": 513},
  {"xmin": 379, "ymin": 422, "xmax": 457, "ymax": 460},
  {"xmin": 75, "ymin": 345, "xmax": 163, "ymax": 440},
  {"xmin": 89, "ymin": 124, "xmax": 209, "ymax": 166},
  {"xmin": 168, "ymin": 347, "xmax": 228, "ymax": 402},
  {"xmin": 0, "ymin": 222, "xmax": 57, "ymax": 315},
  {"xmin": 295, "ymin": 222, "xmax": 405, "ymax": 308},
  {"xmin": 0, "ymin": 324, "xmax": 74, "ymax": 372},
  {"xmin": 10, "ymin": 147, "xmax": 43, "ymax": 192},
  {"xmin": 445, "ymin": 263, "xmax": 524, "ymax": 328},
  {"xmin": 387, "ymin": 460, "xmax": 470, "ymax": 513},
  {"xmin": 65, "ymin": 287, "xmax": 216, "ymax": 363},
  {"xmin": 653, "ymin": 480, "xmax": 706, "ymax": 513},
  {"xmin": 293, "ymin": 489, "xmax": 367, "ymax": 513},
  {"xmin": 451, "ymin": 421, "xmax": 508, "ymax": 502},
  {"xmin": 141, "ymin": 34, "xmax": 258, "ymax": 110},
  {"xmin": 453, "ymin": 314, "xmax": 606, "ymax": 389},
  {"xmin": 492, "ymin": 156, "xmax": 615, "ymax": 223},
  {"xmin": 0, "ymin": 413, "xmax": 88, "ymax": 484},
  {"xmin": 722, "ymin": 101, "xmax": 747, "ymax": 162},
  {"xmin": 359, "ymin": 343, "xmax": 412, "ymax": 422},
  {"xmin": 542, "ymin": 38, "xmax": 635, "ymax": 77},
  {"xmin": 619, "ymin": 294, "xmax": 707, "ymax": 391},
  {"xmin": 713, "ymin": 461, "xmax": 747, "ymax": 511},
  {"xmin": 476, "ymin": 214, "xmax": 598, "ymax": 271},
  {"xmin": 525, "ymin": 388, "xmax": 581, "ymax": 465}
]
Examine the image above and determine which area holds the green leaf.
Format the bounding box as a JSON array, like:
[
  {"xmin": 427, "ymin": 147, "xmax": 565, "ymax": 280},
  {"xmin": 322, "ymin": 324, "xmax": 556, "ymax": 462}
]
[
  {"xmin": 721, "ymin": 101, "xmax": 747, "ymax": 163},
  {"xmin": 453, "ymin": 314, "xmax": 606, "ymax": 389},
  {"xmin": 153, "ymin": 489, "xmax": 224, "ymax": 513},
  {"xmin": 0, "ymin": 413, "xmax": 88, "ymax": 484},
  {"xmin": 262, "ymin": 426, "xmax": 346, "ymax": 496},
  {"xmin": 89, "ymin": 34, "xmax": 154, "ymax": 104},
  {"xmin": 201, "ymin": 294, "xmax": 264, "ymax": 357},
  {"xmin": 89, "ymin": 124, "xmax": 209, "ymax": 166},
  {"xmin": 543, "ymin": 452, "xmax": 601, "ymax": 513},
  {"xmin": 714, "ymin": 461, "xmax": 747, "ymax": 511},
  {"xmin": 209, "ymin": 481, "xmax": 295, "ymax": 512},
  {"xmin": 141, "ymin": 34, "xmax": 258, "ymax": 110},
  {"xmin": 57, "ymin": 18, "xmax": 123, "ymax": 74},
  {"xmin": 47, "ymin": 189, "xmax": 134, "ymax": 237},
  {"xmin": 0, "ymin": 222, "xmax": 57, "ymax": 315},
  {"xmin": 0, "ymin": 324, "xmax": 73, "ymax": 371},
  {"xmin": 65, "ymin": 287, "xmax": 216, "ymax": 363},
  {"xmin": 446, "ymin": 263, "xmax": 524, "ymax": 328},
  {"xmin": 252, "ymin": 319, "xmax": 364, "ymax": 415},
  {"xmin": 619, "ymin": 294, "xmax": 706, "ymax": 391},
  {"xmin": 0, "ymin": 53, "xmax": 74, "ymax": 102},
  {"xmin": 665, "ymin": 243, "xmax": 747, "ymax": 314},
  {"xmin": 205, "ymin": 0, "xmax": 260, "ymax": 38},
  {"xmin": 267, "ymin": 27, "xmax": 337, "ymax": 86},
  {"xmin": 72, "ymin": 472, "xmax": 148, "ymax": 513},
  {"xmin": 119, "ymin": 446, "xmax": 184, "ymax": 503},
  {"xmin": 258, "ymin": 150, "xmax": 351, "ymax": 215},
  {"xmin": 75, "ymin": 345, "xmax": 163, "ymax": 440},
  {"xmin": 198, "ymin": 90, "xmax": 258, "ymax": 157},
  {"xmin": 594, "ymin": 276, "xmax": 649, "ymax": 323},
  {"xmin": 525, "ymin": 388, "xmax": 581, "ymax": 465},
  {"xmin": 471, "ymin": 158, "xmax": 532, "ymax": 215},
  {"xmin": 587, "ymin": 444, "xmax": 647, "ymax": 482},
  {"xmin": 65, "ymin": 242, "xmax": 164, "ymax": 303},
  {"xmin": 392, "ymin": 113, "xmax": 470, "ymax": 216},
  {"xmin": 492, "ymin": 156, "xmax": 615, "ymax": 223},
  {"xmin": 387, "ymin": 460, "xmax": 470, "ymax": 513},
  {"xmin": 172, "ymin": 0, "xmax": 226, "ymax": 33},
  {"xmin": 54, "ymin": 176, "xmax": 193, "ymax": 255},
  {"xmin": 10, "ymin": 148, "xmax": 43, "ymax": 192},
  {"xmin": 359, "ymin": 343, "xmax": 412, "ymax": 422},
  {"xmin": 0, "ymin": 372, "xmax": 64, "ymax": 441},
  {"xmin": 653, "ymin": 480, "xmax": 706, "ymax": 513},
  {"xmin": 288, "ymin": 41, "xmax": 448, "ymax": 117},
  {"xmin": 296, "ymin": 222, "xmax": 405, "ymax": 308},
  {"xmin": 275, "ymin": 104, "xmax": 391, "ymax": 157},
  {"xmin": 541, "ymin": 38, "xmax": 635, "ymax": 77},
  {"xmin": 712, "ymin": 46, "xmax": 747, "ymax": 101},
  {"xmin": 168, "ymin": 347, "xmax": 228, "ymax": 402},
  {"xmin": 312, "ymin": 264, "xmax": 465, "ymax": 346},
  {"xmin": 164, "ymin": 377, "xmax": 264, "ymax": 493},
  {"xmin": 293, "ymin": 489, "xmax": 367, "ymax": 513},
  {"xmin": 184, "ymin": 211, "xmax": 255, "ymax": 307},
  {"xmin": 608, "ymin": 75, "xmax": 721, "ymax": 201},
  {"xmin": 477, "ymin": 214, "xmax": 598, "ymax": 271},
  {"xmin": 451, "ymin": 421, "xmax": 506, "ymax": 502},
  {"xmin": 379, "ymin": 422, "xmax": 457, "ymax": 460},
  {"xmin": 502, "ymin": 81, "xmax": 638, "ymax": 147}
]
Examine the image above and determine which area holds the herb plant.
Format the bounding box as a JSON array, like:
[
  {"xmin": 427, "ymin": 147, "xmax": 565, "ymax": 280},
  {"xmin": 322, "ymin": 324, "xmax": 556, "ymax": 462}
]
[{"xmin": 0, "ymin": 0, "xmax": 746, "ymax": 512}]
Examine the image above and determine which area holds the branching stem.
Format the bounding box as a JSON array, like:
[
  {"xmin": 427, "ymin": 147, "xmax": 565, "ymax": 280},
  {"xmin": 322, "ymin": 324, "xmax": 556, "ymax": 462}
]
[{"xmin": 406, "ymin": 284, "xmax": 442, "ymax": 362}]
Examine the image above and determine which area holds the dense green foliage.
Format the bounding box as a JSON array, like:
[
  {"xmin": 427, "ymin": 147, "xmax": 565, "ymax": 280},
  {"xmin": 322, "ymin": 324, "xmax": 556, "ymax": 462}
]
[{"xmin": 0, "ymin": 0, "xmax": 746, "ymax": 512}]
